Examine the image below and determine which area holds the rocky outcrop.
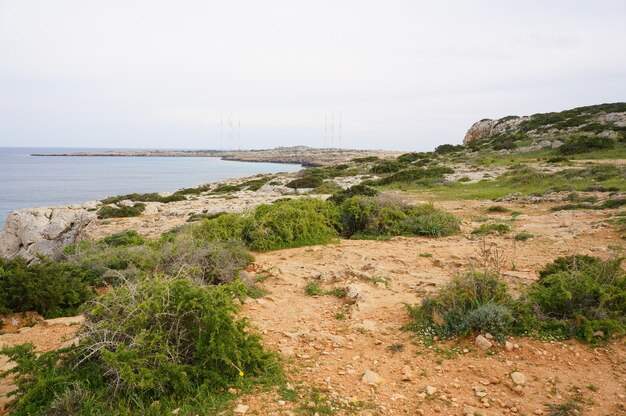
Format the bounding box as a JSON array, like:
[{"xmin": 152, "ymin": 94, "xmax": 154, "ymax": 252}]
[
  {"xmin": 0, "ymin": 206, "xmax": 96, "ymax": 261},
  {"xmin": 463, "ymin": 103, "xmax": 626, "ymax": 145},
  {"xmin": 463, "ymin": 116, "xmax": 527, "ymax": 144}
]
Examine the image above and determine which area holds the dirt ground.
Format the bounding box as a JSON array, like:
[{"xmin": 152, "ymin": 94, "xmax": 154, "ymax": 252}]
[{"xmin": 1, "ymin": 199, "xmax": 625, "ymax": 415}]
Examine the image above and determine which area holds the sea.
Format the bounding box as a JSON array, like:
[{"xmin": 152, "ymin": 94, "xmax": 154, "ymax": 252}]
[{"xmin": 0, "ymin": 147, "xmax": 302, "ymax": 227}]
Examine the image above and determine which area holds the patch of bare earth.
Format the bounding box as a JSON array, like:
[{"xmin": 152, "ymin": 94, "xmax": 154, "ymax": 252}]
[{"xmin": 237, "ymin": 200, "xmax": 626, "ymax": 415}]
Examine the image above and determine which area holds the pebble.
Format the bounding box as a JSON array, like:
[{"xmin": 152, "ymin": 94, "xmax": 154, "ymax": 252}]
[
  {"xmin": 426, "ymin": 385, "xmax": 437, "ymax": 395},
  {"xmin": 475, "ymin": 335, "xmax": 493, "ymax": 350},
  {"xmin": 511, "ymin": 371, "xmax": 526, "ymax": 385},
  {"xmin": 233, "ymin": 404, "xmax": 249, "ymax": 414}
]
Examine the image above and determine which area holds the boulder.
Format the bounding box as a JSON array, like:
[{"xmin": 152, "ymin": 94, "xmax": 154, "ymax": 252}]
[{"xmin": 0, "ymin": 206, "xmax": 96, "ymax": 261}]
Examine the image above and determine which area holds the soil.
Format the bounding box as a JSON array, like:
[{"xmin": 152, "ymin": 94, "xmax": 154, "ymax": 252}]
[{"xmin": 1, "ymin": 199, "xmax": 625, "ymax": 415}]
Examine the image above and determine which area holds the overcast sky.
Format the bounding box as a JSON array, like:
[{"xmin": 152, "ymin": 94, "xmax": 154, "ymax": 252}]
[{"xmin": 1, "ymin": 1, "xmax": 625, "ymax": 151}]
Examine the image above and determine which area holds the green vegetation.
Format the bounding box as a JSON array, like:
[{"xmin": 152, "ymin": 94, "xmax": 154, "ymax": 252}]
[
  {"xmin": 471, "ymin": 222, "xmax": 512, "ymax": 236},
  {"xmin": 514, "ymin": 231, "xmax": 534, "ymax": 241},
  {"xmin": 285, "ymin": 176, "xmax": 324, "ymax": 189},
  {"xmin": 97, "ymin": 202, "xmax": 146, "ymax": 219},
  {"xmin": 406, "ymin": 255, "xmax": 626, "ymax": 344},
  {"xmin": 485, "ymin": 205, "xmax": 510, "ymax": 213},
  {"xmin": 406, "ymin": 271, "xmax": 515, "ymax": 341},
  {"xmin": 339, "ymin": 196, "xmax": 460, "ymax": 239},
  {"xmin": 101, "ymin": 192, "xmax": 188, "ymax": 205},
  {"xmin": 0, "ymin": 257, "xmax": 95, "ymax": 318},
  {"xmin": 545, "ymin": 400, "xmax": 583, "ymax": 416},
  {"xmin": 0, "ymin": 277, "xmax": 277, "ymax": 415},
  {"xmin": 559, "ymin": 135, "xmax": 615, "ymax": 155},
  {"xmin": 327, "ymin": 184, "xmax": 378, "ymax": 205}
]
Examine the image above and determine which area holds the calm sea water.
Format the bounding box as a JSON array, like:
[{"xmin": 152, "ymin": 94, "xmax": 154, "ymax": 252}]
[{"xmin": 0, "ymin": 147, "xmax": 301, "ymax": 226}]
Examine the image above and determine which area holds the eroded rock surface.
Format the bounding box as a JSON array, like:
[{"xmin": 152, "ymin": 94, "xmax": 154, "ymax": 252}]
[{"xmin": 0, "ymin": 206, "xmax": 96, "ymax": 261}]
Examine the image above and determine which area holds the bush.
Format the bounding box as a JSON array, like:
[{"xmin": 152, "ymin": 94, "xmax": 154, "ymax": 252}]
[
  {"xmin": 558, "ymin": 135, "xmax": 615, "ymax": 155},
  {"xmin": 312, "ymin": 181, "xmax": 343, "ymax": 195},
  {"xmin": 243, "ymin": 198, "xmax": 340, "ymax": 251},
  {"xmin": 521, "ymin": 256, "xmax": 626, "ymax": 342},
  {"xmin": 100, "ymin": 230, "xmax": 147, "ymax": 247},
  {"xmin": 514, "ymin": 231, "xmax": 534, "ymax": 241},
  {"xmin": 405, "ymin": 271, "xmax": 514, "ymax": 340},
  {"xmin": 101, "ymin": 192, "xmax": 186, "ymax": 205},
  {"xmin": 472, "ymin": 222, "xmax": 512, "ymax": 236},
  {"xmin": 374, "ymin": 167, "xmax": 454, "ymax": 186},
  {"xmin": 0, "ymin": 257, "xmax": 95, "ymax": 318},
  {"xmin": 434, "ymin": 144, "xmax": 464, "ymax": 154},
  {"xmin": 339, "ymin": 195, "xmax": 460, "ymax": 238},
  {"xmin": 485, "ymin": 205, "xmax": 510, "ymax": 213},
  {"xmin": 285, "ymin": 176, "xmax": 324, "ymax": 189},
  {"xmin": 97, "ymin": 203, "xmax": 146, "ymax": 219},
  {"xmin": 1, "ymin": 277, "xmax": 277, "ymax": 414},
  {"xmin": 327, "ymin": 184, "xmax": 379, "ymax": 205},
  {"xmin": 370, "ymin": 160, "xmax": 406, "ymax": 174},
  {"xmin": 397, "ymin": 152, "xmax": 431, "ymax": 163}
]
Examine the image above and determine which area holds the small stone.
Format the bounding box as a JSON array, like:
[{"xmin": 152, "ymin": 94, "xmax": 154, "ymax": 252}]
[
  {"xmin": 475, "ymin": 335, "xmax": 493, "ymax": 350},
  {"xmin": 484, "ymin": 333, "xmax": 493, "ymax": 339},
  {"xmin": 593, "ymin": 330, "xmax": 604, "ymax": 338},
  {"xmin": 426, "ymin": 385, "xmax": 437, "ymax": 395},
  {"xmin": 171, "ymin": 409, "xmax": 180, "ymax": 415},
  {"xmin": 510, "ymin": 371, "xmax": 526, "ymax": 385},
  {"xmin": 463, "ymin": 404, "xmax": 477, "ymax": 415},
  {"xmin": 278, "ymin": 400, "xmax": 286, "ymax": 406},
  {"xmin": 279, "ymin": 346, "xmax": 295, "ymax": 357},
  {"xmin": 227, "ymin": 388, "xmax": 239, "ymax": 394},
  {"xmin": 401, "ymin": 365, "xmax": 413, "ymax": 381},
  {"xmin": 534, "ymin": 409, "xmax": 544, "ymax": 415},
  {"xmin": 234, "ymin": 404, "xmax": 249, "ymax": 414},
  {"xmin": 505, "ymin": 341, "xmax": 514, "ymax": 351},
  {"xmin": 362, "ymin": 370, "xmax": 384, "ymax": 385}
]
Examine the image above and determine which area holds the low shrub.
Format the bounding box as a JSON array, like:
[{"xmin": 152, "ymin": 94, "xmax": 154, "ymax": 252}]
[
  {"xmin": 243, "ymin": 198, "xmax": 340, "ymax": 251},
  {"xmin": 339, "ymin": 195, "xmax": 460, "ymax": 238},
  {"xmin": 397, "ymin": 152, "xmax": 431, "ymax": 163},
  {"xmin": 1, "ymin": 277, "xmax": 277, "ymax": 414},
  {"xmin": 374, "ymin": 167, "xmax": 454, "ymax": 186},
  {"xmin": 485, "ymin": 205, "xmax": 510, "ymax": 213},
  {"xmin": 351, "ymin": 156, "xmax": 379, "ymax": 163},
  {"xmin": 212, "ymin": 184, "xmax": 242, "ymax": 194},
  {"xmin": 370, "ymin": 160, "xmax": 407, "ymax": 174},
  {"xmin": 285, "ymin": 176, "xmax": 324, "ymax": 189},
  {"xmin": 327, "ymin": 184, "xmax": 379, "ymax": 205},
  {"xmin": 312, "ymin": 181, "xmax": 343, "ymax": 194},
  {"xmin": 514, "ymin": 231, "xmax": 534, "ymax": 241},
  {"xmin": 472, "ymin": 222, "xmax": 512, "ymax": 236},
  {"xmin": 434, "ymin": 144, "xmax": 464, "ymax": 154},
  {"xmin": 97, "ymin": 203, "xmax": 146, "ymax": 219},
  {"xmin": 558, "ymin": 135, "xmax": 615, "ymax": 154},
  {"xmin": 100, "ymin": 230, "xmax": 147, "ymax": 247},
  {"xmin": 0, "ymin": 257, "xmax": 95, "ymax": 318},
  {"xmin": 519, "ymin": 256, "xmax": 626, "ymax": 342},
  {"xmin": 101, "ymin": 192, "xmax": 186, "ymax": 205},
  {"xmin": 405, "ymin": 271, "xmax": 514, "ymax": 341}
]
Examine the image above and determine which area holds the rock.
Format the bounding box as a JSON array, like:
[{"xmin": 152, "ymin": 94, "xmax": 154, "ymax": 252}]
[
  {"xmin": 510, "ymin": 371, "xmax": 526, "ymax": 385},
  {"xmin": 233, "ymin": 404, "xmax": 249, "ymax": 414},
  {"xmin": 475, "ymin": 335, "xmax": 493, "ymax": 350},
  {"xmin": 505, "ymin": 341, "xmax": 514, "ymax": 351},
  {"xmin": 426, "ymin": 385, "xmax": 437, "ymax": 395},
  {"xmin": 593, "ymin": 330, "xmax": 604, "ymax": 338},
  {"xmin": 0, "ymin": 206, "xmax": 95, "ymax": 261},
  {"xmin": 401, "ymin": 365, "xmax": 413, "ymax": 381},
  {"xmin": 551, "ymin": 140, "xmax": 564, "ymax": 149},
  {"xmin": 463, "ymin": 405, "xmax": 477, "ymax": 415},
  {"xmin": 538, "ymin": 139, "xmax": 552, "ymax": 148},
  {"xmin": 279, "ymin": 345, "xmax": 295, "ymax": 357},
  {"xmin": 361, "ymin": 370, "xmax": 383, "ymax": 385},
  {"xmin": 42, "ymin": 316, "xmax": 85, "ymax": 327}
]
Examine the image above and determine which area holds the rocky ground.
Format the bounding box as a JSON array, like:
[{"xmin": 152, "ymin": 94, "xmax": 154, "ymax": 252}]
[{"xmin": 1, "ymin": 197, "xmax": 625, "ymax": 415}]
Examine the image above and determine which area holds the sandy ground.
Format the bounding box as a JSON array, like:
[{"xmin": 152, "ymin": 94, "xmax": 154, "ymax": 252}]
[{"xmin": 1, "ymin": 199, "xmax": 625, "ymax": 415}]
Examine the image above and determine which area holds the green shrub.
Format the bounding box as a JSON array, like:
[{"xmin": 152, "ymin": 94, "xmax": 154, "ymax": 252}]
[
  {"xmin": 514, "ymin": 231, "xmax": 534, "ymax": 241},
  {"xmin": 97, "ymin": 203, "xmax": 146, "ymax": 219},
  {"xmin": 520, "ymin": 256, "xmax": 626, "ymax": 342},
  {"xmin": 285, "ymin": 176, "xmax": 324, "ymax": 189},
  {"xmin": 370, "ymin": 160, "xmax": 406, "ymax": 174},
  {"xmin": 1, "ymin": 277, "xmax": 277, "ymax": 414},
  {"xmin": 545, "ymin": 400, "xmax": 582, "ymax": 416},
  {"xmin": 327, "ymin": 184, "xmax": 379, "ymax": 205},
  {"xmin": 374, "ymin": 167, "xmax": 454, "ymax": 186},
  {"xmin": 352, "ymin": 156, "xmax": 379, "ymax": 163},
  {"xmin": 397, "ymin": 152, "xmax": 431, "ymax": 163},
  {"xmin": 405, "ymin": 271, "xmax": 514, "ymax": 340},
  {"xmin": 212, "ymin": 184, "xmax": 242, "ymax": 194},
  {"xmin": 558, "ymin": 135, "xmax": 615, "ymax": 155},
  {"xmin": 339, "ymin": 195, "xmax": 460, "ymax": 238},
  {"xmin": 240, "ymin": 177, "xmax": 272, "ymax": 191},
  {"xmin": 100, "ymin": 230, "xmax": 147, "ymax": 247},
  {"xmin": 485, "ymin": 205, "xmax": 510, "ymax": 213},
  {"xmin": 472, "ymin": 222, "xmax": 512, "ymax": 236},
  {"xmin": 434, "ymin": 144, "xmax": 464, "ymax": 154},
  {"xmin": 243, "ymin": 198, "xmax": 340, "ymax": 251},
  {"xmin": 304, "ymin": 282, "xmax": 324, "ymax": 296},
  {"xmin": 101, "ymin": 192, "xmax": 186, "ymax": 205},
  {"xmin": 0, "ymin": 257, "xmax": 95, "ymax": 318},
  {"xmin": 312, "ymin": 181, "xmax": 343, "ymax": 194}
]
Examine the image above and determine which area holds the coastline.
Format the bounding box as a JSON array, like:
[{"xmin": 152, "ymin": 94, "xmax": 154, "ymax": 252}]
[{"xmin": 30, "ymin": 146, "xmax": 403, "ymax": 167}]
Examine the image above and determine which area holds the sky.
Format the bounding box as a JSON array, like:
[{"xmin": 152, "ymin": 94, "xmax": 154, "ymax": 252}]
[{"xmin": 1, "ymin": 1, "xmax": 625, "ymax": 151}]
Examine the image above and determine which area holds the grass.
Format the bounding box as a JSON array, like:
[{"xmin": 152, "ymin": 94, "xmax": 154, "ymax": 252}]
[
  {"xmin": 485, "ymin": 205, "xmax": 510, "ymax": 213},
  {"xmin": 545, "ymin": 400, "xmax": 582, "ymax": 416},
  {"xmin": 514, "ymin": 231, "xmax": 534, "ymax": 241},
  {"xmin": 304, "ymin": 282, "xmax": 346, "ymax": 298}
]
